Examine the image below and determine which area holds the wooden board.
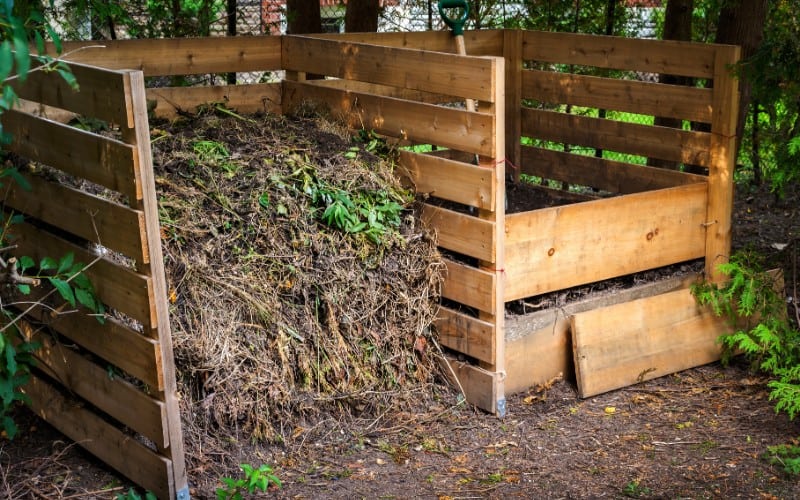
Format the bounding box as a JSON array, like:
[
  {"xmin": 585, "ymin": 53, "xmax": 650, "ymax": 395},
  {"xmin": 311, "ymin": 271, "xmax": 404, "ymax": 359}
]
[
  {"xmin": 421, "ymin": 204, "xmax": 495, "ymax": 262},
  {"xmin": 5, "ymin": 173, "xmax": 148, "ymax": 264},
  {"xmin": 571, "ymin": 288, "xmax": 730, "ymax": 398},
  {"xmin": 523, "ymin": 31, "xmax": 717, "ymax": 78},
  {"xmin": 504, "ymin": 273, "xmax": 698, "ymax": 394},
  {"xmin": 520, "ymin": 146, "xmax": 706, "ymax": 194},
  {"xmin": 522, "ymin": 69, "xmax": 714, "ymax": 124},
  {"xmin": 148, "ymin": 82, "xmax": 282, "ymax": 119},
  {"xmin": 398, "ymin": 150, "xmax": 495, "ymax": 210},
  {"xmin": 59, "ymin": 36, "xmax": 283, "ymax": 76},
  {"xmin": 2, "ymin": 109, "xmax": 140, "ymax": 201},
  {"xmin": 442, "ymin": 258, "xmax": 496, "ymax": 315},
  {"xmin": 312, "ymin": 78, "xmax": 451, "ymax": 105},
  {"xmin": 436, "ymin": 306, "xmax": 495, "ymax": 364},
  {"xmin": 12, "ymin": 60, "xmax": 132, "ymax": 126},
  {"xmin": 9, "ymin": 220, "xmax": 155, "ymax": 326},
  {"xmin": 521, "ymin": 107, "xmax": 712, "ymax": 168},
  {"xmin": 23, "ymin": 328, "xmax": 168, "ymax": 448},
  {"xmin": 283, "ymin": 36, "xmax": 498, "ymax": 102},
  {"xmin": 310, "ymin": 30, "xmax": 504, "ymax": 56},
  {"xmin": 440, "ymin": 356, "xmax": 500, "ymax": 415},
  {"xmin": 283, "ymin": 81, "xmax": 495, "ymax": 157},
  {"xmin": 22, "ymin": 375, "xmax": 175, "ymax": 499},
  {"xmin": 504, "ymin": 183, "xmax": 708, "ymax": 301}
]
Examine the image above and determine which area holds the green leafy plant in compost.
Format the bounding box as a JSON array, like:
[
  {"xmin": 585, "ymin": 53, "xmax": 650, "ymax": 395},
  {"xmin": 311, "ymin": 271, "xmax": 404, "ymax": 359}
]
[{"xmin": 216, "ymin": 463, "xmax": 281, "ymax": 499}]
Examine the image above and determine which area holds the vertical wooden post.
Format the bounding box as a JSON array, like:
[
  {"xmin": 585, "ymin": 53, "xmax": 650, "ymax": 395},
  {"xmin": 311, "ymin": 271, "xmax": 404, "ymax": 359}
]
[
  {"xmin": 477, "ymin": 55, "xmax": 506, "ymax": 416},
  {"xmin": 503, "ymin": 29, "xmax": 522, "ymax": 183},
  {"xmin": 705, "ymin": 45, "xmax": 740, "ymax": 283},
  {"xmin": 122, "ymin": 71, "xmax": 190, "ymax": 500}
]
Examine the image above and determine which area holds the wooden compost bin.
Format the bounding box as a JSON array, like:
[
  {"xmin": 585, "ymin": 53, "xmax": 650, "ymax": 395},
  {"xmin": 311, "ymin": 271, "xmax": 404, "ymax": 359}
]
[{"xmin": 3, "ymin": 29, "xmax": 739, "ymax": 495}]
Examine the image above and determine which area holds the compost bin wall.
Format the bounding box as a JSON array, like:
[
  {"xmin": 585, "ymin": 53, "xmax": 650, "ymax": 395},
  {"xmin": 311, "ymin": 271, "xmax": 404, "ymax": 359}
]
[{"xmin": 2, "ymin": 30, "xmax": 740, "ymax": 496}]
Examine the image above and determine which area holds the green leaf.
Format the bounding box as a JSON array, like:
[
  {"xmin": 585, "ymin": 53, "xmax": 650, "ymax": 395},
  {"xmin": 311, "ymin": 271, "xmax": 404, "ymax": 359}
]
[
  {"xmin": 258, "ymin": 192, "xmax": 270, "ymax": 209},
  {"xmin": 46, "ymin": 24, "xmax": 62, "ymax": 54},
  {"xmin": 0, "ymin": 41, "xmax": 13, "ymax": 82},
  {"xmin": 33, "ymin": 31, "xmax": 44, "ymax": 55},
  {"xmin": 56, "ymin": 66, "xmax": 78, "ymax": 90},
  {"xmin": 16, "ymin": 284, "xmax": 30, "ymax": 295},
  {"xmin": 12, "ymin": 34, "xmax": 30, "ymax": 82},
  {"xmin": 18, "ymin": 255, "xmax": 34, "ymax": 272},
  {"xmin": 57, "ymin": 252, "xmax": 75, "ymax": 274},
  {"xmin": 75, "ymin": 287, "xmax": 97, "ymax": 312},
  {"xmin": 1, "ymin": 415, "xmax": 18, "ymax": 440},
  {"xmin": 4, "ymin": 341, "xmax": 17, "ymax": 376},
  {"xmin": 49, "ymin": 277, "xmax": 76, "ymax": 307},
  {"xmin": 39, "ymin": 256, "xmax": 57, "ymax": 271}
]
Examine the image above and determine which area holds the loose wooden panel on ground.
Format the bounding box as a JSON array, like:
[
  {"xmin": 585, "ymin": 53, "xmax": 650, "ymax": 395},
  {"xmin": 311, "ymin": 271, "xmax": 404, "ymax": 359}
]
[{"xmin": 571, "ymin": 288, "xmax": 730, "ymax": 398}]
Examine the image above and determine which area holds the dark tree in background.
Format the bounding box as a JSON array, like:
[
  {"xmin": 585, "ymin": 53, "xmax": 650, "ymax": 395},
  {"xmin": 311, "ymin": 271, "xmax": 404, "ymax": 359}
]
[
  {"xmin": 345, "ymin": 0, "xmax": 380, "ymax": 32},
  {"xmin": 286, "ymin": 0, "xmax": 322, "ymax": 34}
]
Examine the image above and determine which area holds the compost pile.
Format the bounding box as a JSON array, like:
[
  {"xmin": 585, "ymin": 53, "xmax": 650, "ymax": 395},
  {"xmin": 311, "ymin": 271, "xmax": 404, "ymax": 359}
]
[{"xmin": 149, "ymin": 108, "xmax": 444, "ymax": 444}]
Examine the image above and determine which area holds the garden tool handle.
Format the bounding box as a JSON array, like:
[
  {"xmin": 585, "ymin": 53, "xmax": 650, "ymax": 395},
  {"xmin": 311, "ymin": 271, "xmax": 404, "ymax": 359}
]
[
  {"xmin": 438, "ymin": 0, "xmax": 475, "ymax": 113},
  {"xmin": 438, "ymin": 0, "xmax": 469, "ymax": 37}
]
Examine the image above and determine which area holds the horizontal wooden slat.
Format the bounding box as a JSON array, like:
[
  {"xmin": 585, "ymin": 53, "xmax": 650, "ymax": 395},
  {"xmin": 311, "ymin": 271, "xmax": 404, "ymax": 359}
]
[
  {"xmin": 422, "ymin": 204, "xmax": 495, "ymax": 262},
  {"xmin": 313, "ymin": 78, "xmax": 451, "ymax": 104},
  {"xmin": 58, "ymin": 36, "xmax": 283, "ymax": 76},
  {"xmin": 436, "ymin": 306, "xmax": 495, "ymax": 364},
  {"xmin": 522, "ymin": 69, "xmax": 714, "ymax": 124},
  {"xmin": 504, "ymin": 183, "xmax": 708, "ymax": 301},
  {"xmin": 440, "ymin": 355, "xmax": 499, "ymax": 414},
  {"xmin": 147, "ymin": 82, "xmax": 282, "ymax": 119},
  {"xmin": 310, "ymin": 30, "xmax": 504, "ymax": 56},
  {"xmin": 521, "ymin": 146, "xmax": 706, "ymax": 194},
  {"xmin": 399, "ymin": 150, "xmax": 495, "ymax": 209},
  {"xmin": 283, "ymin": 81, "xmax": 495, "ymax": 156},
  {"xmin": 521, "ymin": 107, "xmax": 712, "ymax": 167},
  {"xmin": 9, "ymin": 220, "xmax": 155, "ymax": 326},
  {"xmin": 24, "ymin": 328, "xmax": 167, "ymax": 447},
  {"xmin": 571, "ymin": 288, "xmax": 729, "ymax": 398},
  {"xmin": 2, "ymin": 109, "xmax": 140, "ymax": 201},
  {"xmin": 283, "ymin": 36, "xmax": 498, "ymax": 102},
  {"xmin": 22, "ymin": 375, "xmax": 174, "ymax": 500},
  {"xmin": 522, "ymin": 30, "xmax": 717, "ymax": 78},
  {"xmin": 5, "ymin": 174, "xmax": 148, "ymax": 264},
  {"xmin": 19, "ymin": 303, "xmax": 163, "ymax": 390},
  {"xmin": 442, "ymin": 258, "xmax": 496, "ymax": 314},
  {"xmin": 12, "ymin": 60, "xmax": 132, "ymax": 127}
]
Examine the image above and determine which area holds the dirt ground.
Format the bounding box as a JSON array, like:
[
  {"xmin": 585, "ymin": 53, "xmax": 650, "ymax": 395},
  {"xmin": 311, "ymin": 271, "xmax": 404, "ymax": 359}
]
[{"xmin": 2, "ymin": 173, "xmax": 799, "ymax": 498}]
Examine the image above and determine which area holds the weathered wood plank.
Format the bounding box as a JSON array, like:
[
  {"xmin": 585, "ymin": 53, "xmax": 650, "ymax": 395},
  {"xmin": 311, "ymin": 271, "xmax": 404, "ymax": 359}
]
[
  {"xmin": 440, "ymin": 355, "xmax": 499, "ymax": 414},
  {"xmin": 2, "ymin": 109, "xmax": 141, "ymax": 201},
  {"xmin": 5, "ymin": 173, "xmax": 148, "ymax": 264},
  {"xmin": 436, "ymin": 306, "xmax": 495, "ymax": 364},
  {"xmin": 522, "ymin": 69, "xmax": 714, "ymax": 124},
  {"xmin": 19, "ymin": 302, "xmax": 163, "ymax": 391},
  {"xmin": 283, "ymin": 36, "xmax": 498, "ymax": 102},
  {"xmin": 22, "ymin": 375, "xmax": 175, "ymax": 499},
  {"xmin": 571, "ymin": 288, "xmax": 729, "ymax": 398},
  {"xmin": 310, "ymin": 30, "xmax": 504, "ymax": 56},
  {"xmin": 522, "ymin": 30, "xmax": 717, "ymax": 78},
  {"xmin": 58, "ymin": 36, "xmax": 283, "ymax": 76},
  {"xmin": 442, "ymin": 258, "xmax": 496, "ymax": 315},
  {"xmin": 12, "ymin": 60, "xmax": 132, "ymax": 127},
  {"xmin": 504, "ymin": 183, "xmax": 708, "ymax": 301},
  {"xmin": 312, "ymin": 78, "xmax": 451, "ymax": 104},
  {"xmin": 521, "ymin": 107, "xmax": 712, "ymax": 167},
  {"xmin": 398, "ymin": 150, "xmax": 495, "ymax": 210},
  {"xmin": 9, "ymin": 220, "xmax": 155, "ymax": 326},
  {"xmin": 705, "ymin": 46, "xmax": 740, "ymax": 282},
  {"xmin": 520, "ymin": 146, "xmax": 706, "ymax": 194},
  {"xmin": 147, "ymin": 82, "xmax": 282, "ymax": 119},
  {"xmin": 24, "ymin": 328, "xmax": 168, "ymax": 447},
  {"xmin": 283, "ymin": 81, "xmax": 495, "ymax": 156},
  {"xmin": 504, "ymin": 29, "xmax": 524, "ymax": 182},
  {"xmin": 421, "ymin": 204, "xmax": 495, "ymax": 262}
]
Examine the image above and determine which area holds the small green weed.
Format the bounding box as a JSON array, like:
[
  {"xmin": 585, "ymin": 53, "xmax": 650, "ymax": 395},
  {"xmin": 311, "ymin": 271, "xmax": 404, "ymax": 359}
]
[
  {"xmin": 765, "ymin": 442, "xmax": 800, "ymax": 475},
  {"xmin": 622, "ymin": 480, "xmax": 651, "ymax": 497},
  {"xmin": 193, "ymin": 140, "xmax": 240, "ymax": 176},
  {"xmin": 216, "ymin": 463, "xmax": 281, "ymax": 499},
  {"xmin": 115, "ymin": 488, "xmax": 156, "ymax": 500}
]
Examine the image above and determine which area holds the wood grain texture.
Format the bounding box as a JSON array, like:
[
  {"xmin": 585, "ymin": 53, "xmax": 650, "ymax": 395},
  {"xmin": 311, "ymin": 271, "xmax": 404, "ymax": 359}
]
[
  {"xmin": 521, "ymin": 107, "xmax": 712, "ymax": 167},
  {"xmin": 523, "ymin": 30, "xmax": 717, "ymax": 78},
  {"xmin": 283, "ymin": 36, "xmax": 497, "ymax": 102},
  {"xmin": 398, "ymin": 150, "xmax": 495, "ymax": 210},
  {"xmin": 436, "ymin": 306, "xmax": 495, "ymax": 364},
  {"xmin": 504, "ymin": 184, "xmax": 708, "ymax": 301},
  {"xmin": 58, "ymin": 36, "xmax": 282, "ymax": 76},
  {"xmin": 441, "ymin": 258, "xmax": 496, "ymax": 315},
  {"xmin": 421, "ymin": 204, "xmax": 495, "ymax": 262},
  {"xmin": 571, "ymin": 288, "xmax": 729, "ymax": 398},
  {"xmin": 310, "ymin": 30, "xmax": 504, "ymax": 56},
  {"xmin": 440, "ymin": 356, "xmax": 498, "ymax": 414},
  {"xmin": 523, "ymin": 69, "xmax": 713, "ymax": 124},
  {"xmin": 148, "ymin": 82, "xmax": 282, "ymax": 119}
]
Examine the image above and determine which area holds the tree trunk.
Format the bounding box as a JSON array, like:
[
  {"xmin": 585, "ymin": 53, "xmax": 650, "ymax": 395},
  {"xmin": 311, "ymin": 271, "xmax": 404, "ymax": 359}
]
[
  {"xmin": 345, "ymin": 0, "xmax": 380, "ymax": 32},
  {"xmin": 714, "ymin": 0, "xmax": 769, "ymax": 160},
  {"xmin": 286, "ymin": 0, "xmax": 322, "ymax": 34}
]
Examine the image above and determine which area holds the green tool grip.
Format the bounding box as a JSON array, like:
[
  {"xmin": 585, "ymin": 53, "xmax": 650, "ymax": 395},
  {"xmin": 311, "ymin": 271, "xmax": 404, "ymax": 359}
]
[{"xmin": 438, "ymin": 0, "xmax": 469, "ymax": 36}]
